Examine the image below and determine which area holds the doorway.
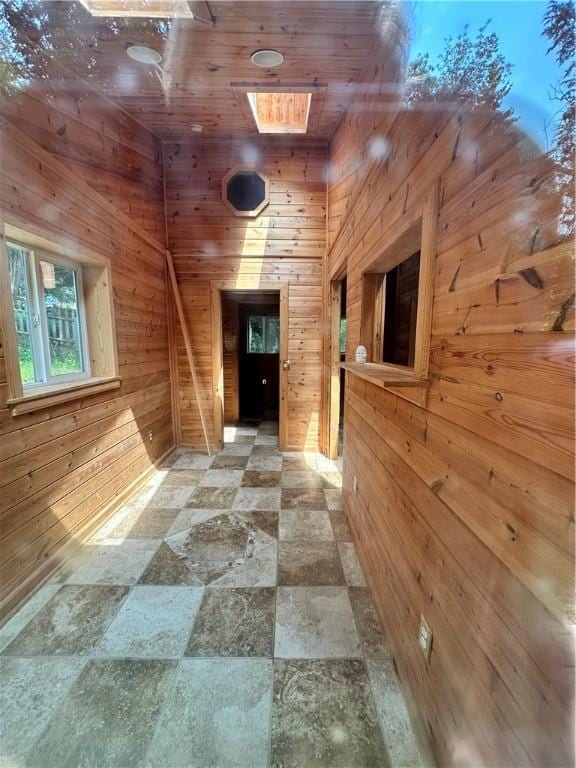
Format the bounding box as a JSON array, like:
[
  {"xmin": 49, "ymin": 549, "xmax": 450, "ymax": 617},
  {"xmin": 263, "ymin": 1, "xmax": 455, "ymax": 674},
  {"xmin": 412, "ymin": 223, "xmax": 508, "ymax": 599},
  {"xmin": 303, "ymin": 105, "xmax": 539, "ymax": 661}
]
[
  {"xmin": 211, "ymin": 282, "xmax": 289, "ymax": 451},
  {"xmin": 328, "ymin": 275, "xmax": 347, "ymax": 459}
]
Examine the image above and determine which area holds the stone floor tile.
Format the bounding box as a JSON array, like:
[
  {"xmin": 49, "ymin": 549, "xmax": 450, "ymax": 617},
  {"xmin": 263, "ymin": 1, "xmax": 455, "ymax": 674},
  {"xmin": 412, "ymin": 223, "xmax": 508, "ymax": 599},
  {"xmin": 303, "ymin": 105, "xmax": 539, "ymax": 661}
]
[
  {"xmin": 2, "ymin": 585, "xmax": 129, "ymax": 656},
  {"xmin": 278, "ymin": 541, "xmax": 345, "ymax": 586},
  {"xmin": 349, "ymin": 587, "xmax": 389, "ymax": 659},
  {"xmin": 211, "ymin": 454, "xmax": 249, "ymax": 469},
  {"xmin": 281, "ymin": 471, "xmax": 324, "ymax": 489},
  {"xmin": 279, "ymin": 510, "xmax": 334, "ymax": 541},
  {"xmin": 275, "ymin": 587, "xmax": 361, "ymax": 659},
  {"xmin": 26, "ymin": 659, "xmax": 176, "ymax": 768},
  {"xmin": 185, "ymin": 587, "xmax": 274, "ymax": 657},
  {"xmin": 186, "ymin": 486, "xmax": 238, "ymax": 509},
  {"xmin": 201, "ymin": 469, "xmax": 245, "ymax": 487},
  {"xmin": 0, "ymin": 657, "xmax": 86, "ymax": 765},
  {"xmin": 0, "ymin": 584, "xmax": 61, "ymax": 653},
  {"xmin": 146, "ymin": 659, "xmax": 272, "ymax": 768},
  {"xmin": 65, "ymin": 539, "xmax": 161, "ymax": 585},
  {"xmin": 233, "ymin": 487, "xmax": 281, "ymax": 511},
  {"xmin": 368, "ymin": 659, "xmax": 425, "ymax": 767},
  {"xmin": 271, "ymin": 659, "xmax": 387, "ymax": 767},
  {"xmin": 339, "ymin": 542, "xmax": 367, "ymax": 586},
  {"xmin": 96, "ymin": 586, "xmax": 203, "ymax": 658},
  {"xmin": 281, "ymin": 488, "xmax": 327, "ymax": 511},
  {"xmin": 324, "ymin": 489, "xmax": 343, "ymax": 510},
  {"xmin": 329, "ymin": 509, "xmax": 352, "ymax": 541},
  {"xmin": 173, "ymin": 453, "xmax": 214, "ymax": 469},
  {"xmin": 241, "ymin": 470, "xmax": 282, "ymax": 487},
  {"xmin": 247, "ymin": 454, "xmax": 283, "ymax": 471}
]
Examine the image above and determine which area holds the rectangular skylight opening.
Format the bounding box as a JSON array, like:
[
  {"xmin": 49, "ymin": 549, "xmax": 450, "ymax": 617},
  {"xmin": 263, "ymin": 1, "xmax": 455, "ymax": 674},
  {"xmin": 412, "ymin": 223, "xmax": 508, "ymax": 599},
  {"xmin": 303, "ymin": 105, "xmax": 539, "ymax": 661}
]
[
  {"xmin": 79, "ymin": 0, "xmax": 194, "ymax": 17},
  {"xmin": 247, "ymin": 92, "xmax": 312, "ymax": 134}
]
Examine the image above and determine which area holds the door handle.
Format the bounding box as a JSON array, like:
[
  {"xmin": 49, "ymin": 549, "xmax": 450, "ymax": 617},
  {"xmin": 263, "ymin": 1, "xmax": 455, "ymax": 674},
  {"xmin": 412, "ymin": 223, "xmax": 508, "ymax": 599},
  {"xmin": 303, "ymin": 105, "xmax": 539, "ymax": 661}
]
[{"xmin": 282, "ymin": 360, "xmax": 291, "ymax": 370}]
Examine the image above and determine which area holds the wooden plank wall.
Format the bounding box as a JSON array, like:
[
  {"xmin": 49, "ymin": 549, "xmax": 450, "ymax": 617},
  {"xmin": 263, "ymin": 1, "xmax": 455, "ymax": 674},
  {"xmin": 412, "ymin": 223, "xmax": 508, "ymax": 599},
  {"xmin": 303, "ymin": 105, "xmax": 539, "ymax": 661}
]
[
  {"xmin": 0, "ymin": 74, "xmax": 172, "ymax": 619},
  {"xmin": 326, "ymin": 54, "xmax": 575, "ymax": 768},
  {"xmin": 163, "ymin": 139, "xmax": 326, "ymax": 450},
  {"xmin": 222, "ymin": 296, "xmax": 239, "ymax": 423}
]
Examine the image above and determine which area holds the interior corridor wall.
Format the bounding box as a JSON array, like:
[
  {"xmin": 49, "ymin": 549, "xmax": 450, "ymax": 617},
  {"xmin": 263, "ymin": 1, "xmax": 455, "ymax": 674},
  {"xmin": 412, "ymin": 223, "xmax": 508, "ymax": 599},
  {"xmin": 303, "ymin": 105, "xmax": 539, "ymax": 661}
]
[
  {"xmin": 0, "ymin": 59, "xmax": 173, "ymax": 618},
  {"xmin": 325, "ymin": 42, "xmax": 575, "ymax": 768}
]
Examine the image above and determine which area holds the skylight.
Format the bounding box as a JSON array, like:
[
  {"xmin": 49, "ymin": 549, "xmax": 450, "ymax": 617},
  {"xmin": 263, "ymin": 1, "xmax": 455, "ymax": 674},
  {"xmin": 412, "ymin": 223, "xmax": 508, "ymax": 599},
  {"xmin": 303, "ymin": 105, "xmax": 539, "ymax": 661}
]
[
  {"xmin": 247, "ymin": 92, "xmax": 312, "ymax": 134},
  {"xmin": 79, "ymin": 0, "xmax": 194, "ymax": 18}
]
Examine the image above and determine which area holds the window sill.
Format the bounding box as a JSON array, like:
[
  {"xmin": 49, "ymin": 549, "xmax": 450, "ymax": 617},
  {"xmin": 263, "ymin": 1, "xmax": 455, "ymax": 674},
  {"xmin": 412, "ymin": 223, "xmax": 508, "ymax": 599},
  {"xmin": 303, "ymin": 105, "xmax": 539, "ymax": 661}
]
[
  {"xmin": 8, "ymin": 376, "xmax": 121, "ymax": 416},
  {"xmin": 340, "ymin": 362, "xmax": 428, "ymax": 390}
]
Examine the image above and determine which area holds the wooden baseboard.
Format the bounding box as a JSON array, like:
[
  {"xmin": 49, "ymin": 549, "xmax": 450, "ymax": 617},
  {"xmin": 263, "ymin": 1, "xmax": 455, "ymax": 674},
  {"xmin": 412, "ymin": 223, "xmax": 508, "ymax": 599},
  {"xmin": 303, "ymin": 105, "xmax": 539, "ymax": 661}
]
[{"xmin": 0, "ymin": 444, "xmax": 176, "ymax": 625}]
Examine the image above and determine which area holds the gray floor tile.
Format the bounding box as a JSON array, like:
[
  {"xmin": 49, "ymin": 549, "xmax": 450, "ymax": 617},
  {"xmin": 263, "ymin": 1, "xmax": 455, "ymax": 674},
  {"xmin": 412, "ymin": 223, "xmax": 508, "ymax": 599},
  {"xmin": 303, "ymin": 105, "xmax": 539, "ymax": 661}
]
[
  {"xmin": 368, "ymin": 660, "xmax": 425, "ymax": 768},
  {"xmin": 96, "ymin": 507, "xmax": 180, "ymax": 540},
  {"xmin": 144, "ymin": 485, "xmax": 194, "ymax": 508},
  {"xmin": 186, "ymin": 588, "xmax": 275, "ymax": 657},
  {"xmin": 154, "ymin": 468, "xmax": 206, "ymax": 486},
  {"xmin": 271, "ymin": 659, "xmax": 388, "ymax": 767},
  {"xmin": 145, "ymin": 659, "xmax": 272, "ymax": 767},
  {"xmin": 221, "ymin": 444, "xmax": 253, "ymax": 456},
  {"xmin": 339, "ymin": 542, "xmax": 367, "ymax": 586},
  {"xmin": 279, "ymin": 510, "xmax": 334, "ymax": 541},
  {"xmin": 324, "ymin": 489, "xmax": 343, "ymax": 510},
  {"xmin": 173, "ymin": 453, "xmax": 214, "ymax": 469},
  {"xmin": 278, "ymin": 540, "xmax": 345, "ymax": 586},
  {"xmin": 65, "ymin": 540, "xmax": 161, "ymax": 585},
  {"xmin": 281, "ymin": 488, "xmax": 327, "ymax": 510},
  {"xmin": 281, "ymin": 471, "xmax": 324, "ymax": 489},
  {"xmin": 211, "ymin": 454, "xmax": 249, "ymax": 469},
  {"xmin": 201, "ymin": 469, "xmax": 245, "ymax": 487},
  {"xmin": 2, "ymin": 585, "xmax": 129, "ymax": 656},
  {"xmin": 26, "ymin": 659, "xmax": 176, "ymax": 768},
  {"xmin": 349, "ymin": 587, "xmax": 390, "ymax": 659},
  {"xmin": 275, "ymin": 587, "xmax": 361, "ymax": 659},
  {"xmin": 0, "ymin": 657, "xmax": 86, "ymax": 765},
  {"xmin": 329, "ymin": 509, "xmax": 352, "ymax": 541},
  {"xmin": 242, "ymin": 470, "xmax": 282, "ymax": 487},
  {"xmin": 186, "ymin": 486, "xmax": 238, "ymax": 508},
  {"xmin": 0, "ymin": 584, "xmax": 61, "ymax": 653},
  {"xmin": 233, "ymin": 487, "xmax": 281, "ymax": 511},
  {"xmin": 96, "ymin": 586, "xmax": 204, "ymax": 658},
  {"xmin": 247, "ymin": 455, "xmax": 283, "ymax": 471}
]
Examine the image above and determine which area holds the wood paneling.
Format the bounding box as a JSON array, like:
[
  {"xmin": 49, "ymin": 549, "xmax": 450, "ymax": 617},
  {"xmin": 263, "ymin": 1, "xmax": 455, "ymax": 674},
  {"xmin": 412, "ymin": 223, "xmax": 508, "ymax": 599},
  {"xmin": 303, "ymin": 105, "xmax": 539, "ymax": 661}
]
[
  {"xmin": 0, "ymin": 78, "xmax": 172, "ymax": 618},
  {"xmin": 164, "ymin": 138, "xmax": 326, "ymax": 451},
  {"xmin": 326, "ymin": 43, "xmax": 575, "ymax": 768},
  {"xmin": 8, "ymin": 1, "xmax": 395, "ymax": 141},
  {"xmin": 222, "ymin": 296, "xmax": 239, "ymax": 423}
]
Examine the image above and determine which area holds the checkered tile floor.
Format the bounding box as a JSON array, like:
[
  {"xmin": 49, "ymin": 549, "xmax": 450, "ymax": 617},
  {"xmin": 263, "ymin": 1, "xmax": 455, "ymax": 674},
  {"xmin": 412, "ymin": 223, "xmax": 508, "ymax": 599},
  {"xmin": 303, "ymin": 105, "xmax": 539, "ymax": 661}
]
[{"xmin": 0, "ymin": 422, "xmax": 424, "ymax": 768}]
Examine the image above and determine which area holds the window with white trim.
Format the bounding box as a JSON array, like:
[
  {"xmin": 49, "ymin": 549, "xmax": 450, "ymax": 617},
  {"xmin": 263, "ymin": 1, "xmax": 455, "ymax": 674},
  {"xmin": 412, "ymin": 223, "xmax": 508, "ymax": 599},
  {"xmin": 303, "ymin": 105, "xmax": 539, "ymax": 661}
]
[{"xmin": 8, "ymin": 242, "xmax": 90, "ymax": 388}]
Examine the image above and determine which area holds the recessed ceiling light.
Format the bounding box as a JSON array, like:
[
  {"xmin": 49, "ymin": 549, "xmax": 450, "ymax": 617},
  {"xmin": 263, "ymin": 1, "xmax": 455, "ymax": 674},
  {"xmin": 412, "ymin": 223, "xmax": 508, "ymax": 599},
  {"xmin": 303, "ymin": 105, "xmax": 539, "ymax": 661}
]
[
  {"xmin": 250, "ymin": 49, "xmax": 284, "ymax": 68},
  {"xmin": 190, "ymin": 124, "xmax": 204, "ymax": 133},
  {"xmin": 126, "ymin": 45, "xmax": 162, "ymax": 65}
]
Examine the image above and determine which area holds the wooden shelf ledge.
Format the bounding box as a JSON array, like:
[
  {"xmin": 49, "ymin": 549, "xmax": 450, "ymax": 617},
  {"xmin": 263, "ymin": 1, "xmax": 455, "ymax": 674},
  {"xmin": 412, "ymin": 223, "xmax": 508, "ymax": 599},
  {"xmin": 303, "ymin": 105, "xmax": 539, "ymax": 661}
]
[
  {"xmin": 340, "ymin": 362, "xmax": 428, "ymax": 390},
  {"xmin": 8, "ymin": 376, "xmax": 121, "ymax": 416}
]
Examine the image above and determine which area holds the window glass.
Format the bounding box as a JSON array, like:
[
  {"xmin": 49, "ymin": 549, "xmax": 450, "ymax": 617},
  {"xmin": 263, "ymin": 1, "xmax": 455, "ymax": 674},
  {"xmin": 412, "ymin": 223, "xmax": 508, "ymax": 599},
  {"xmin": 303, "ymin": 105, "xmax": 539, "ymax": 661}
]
[
  {"xmin": 247, "ymin": 315, "xmax": 280, "ymax": 353},
  {"xmin": 40, "ymin": 260, "xmax": 84, "ymax": 376},
  {"xmin": 8, "ymin": 245, "xmax": 37, "ymax": 385},
  {"xmin": 247, "ymin": 316, "xmax": 265, "ymax": 353},
  {"xmin": 266, "ymin": 317, "xmax": 279, "ymax": 353},
  {"xmin": 340, "ymin": 318, "xmax": 347, "ymax": 354}
]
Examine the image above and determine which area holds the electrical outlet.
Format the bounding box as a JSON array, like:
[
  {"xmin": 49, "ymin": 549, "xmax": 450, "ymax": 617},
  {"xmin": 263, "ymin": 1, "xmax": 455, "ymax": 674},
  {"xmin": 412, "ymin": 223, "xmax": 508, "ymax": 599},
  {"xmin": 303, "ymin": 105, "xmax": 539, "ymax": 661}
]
[
  {"xmin": 353, "ymin": 476, "xmax": 358, "ymax": 495},
  {"xmin": 419, "ymin": 615, "xmax": 433, "ymax": 662},
  {"xmin": 148, "ymin": 431, "xmax": 153, "ymax": 442}
]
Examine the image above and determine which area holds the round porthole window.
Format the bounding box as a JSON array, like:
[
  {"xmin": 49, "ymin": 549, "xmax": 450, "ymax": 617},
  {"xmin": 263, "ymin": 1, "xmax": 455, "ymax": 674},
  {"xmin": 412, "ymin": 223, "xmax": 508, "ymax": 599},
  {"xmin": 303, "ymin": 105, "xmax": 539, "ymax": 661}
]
[{"xmin": 222, "ymin": 167, "xmax": 270, "ymax": 217}]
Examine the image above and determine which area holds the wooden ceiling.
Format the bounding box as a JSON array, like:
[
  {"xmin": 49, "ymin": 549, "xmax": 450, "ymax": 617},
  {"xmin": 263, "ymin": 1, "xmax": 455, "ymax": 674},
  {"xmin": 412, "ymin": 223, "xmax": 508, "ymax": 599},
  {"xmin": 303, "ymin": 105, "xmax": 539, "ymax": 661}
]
[{"xmin": 11, "ymin": 1, "xmax": 397, "ymax": 141}]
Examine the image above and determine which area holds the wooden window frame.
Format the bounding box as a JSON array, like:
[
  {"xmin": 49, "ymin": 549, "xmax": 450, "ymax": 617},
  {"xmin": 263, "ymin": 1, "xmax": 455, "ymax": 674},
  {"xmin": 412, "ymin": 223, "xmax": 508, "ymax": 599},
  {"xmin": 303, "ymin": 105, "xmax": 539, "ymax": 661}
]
[
  {"xmin": 0, "ymin": 223, "xmax": 120, "ymax": 415},
  {"xmin": 343, "ymin": 182, "xmax": 439, "ymax": 405},
  {"xmin": 222, "ymin": 167, "xmax": 270, "ymax": 219}
]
